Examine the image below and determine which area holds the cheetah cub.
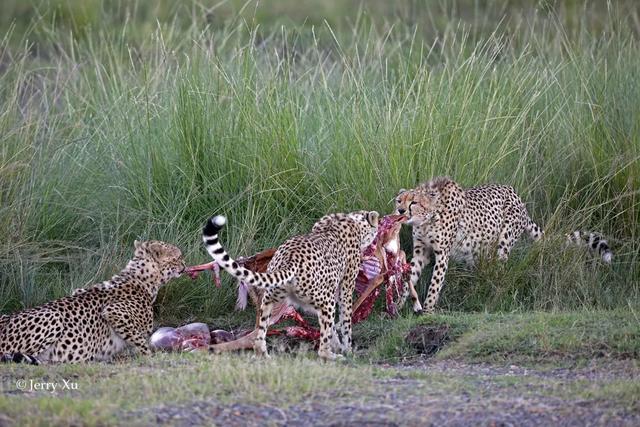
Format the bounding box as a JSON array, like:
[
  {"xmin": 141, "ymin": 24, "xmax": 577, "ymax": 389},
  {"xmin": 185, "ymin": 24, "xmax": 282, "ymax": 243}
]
[
  {"xmin": 202, "ymin": 212, "xmax": 379, "ymax": 360},
  {"xmin": 0, "ymin": 241, "xmax": 185, "ymax": 364}
]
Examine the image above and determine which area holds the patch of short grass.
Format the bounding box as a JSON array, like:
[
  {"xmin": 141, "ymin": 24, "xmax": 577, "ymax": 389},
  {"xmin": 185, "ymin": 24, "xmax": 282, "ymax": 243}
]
[
  {"xmin": 360, "ymin": 310, "xmax": 640, "ymax": 363},
  {"xmin": 1, "ymin": 340, "xmax": 638, "ymax": 425},
  {"xmin": 0, "ymin": 352, "xmax": 374, "ymax": 426}
]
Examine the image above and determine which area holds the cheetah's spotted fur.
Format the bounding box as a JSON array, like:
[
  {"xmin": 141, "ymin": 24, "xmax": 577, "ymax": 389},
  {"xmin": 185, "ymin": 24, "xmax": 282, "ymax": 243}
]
[
  {"xmin": 202, "ymin": 212, "xmax": 379, "ymax": 360},
  {"xmin": 0, "ymin": 241, "xmax": 185, "ymax": 364},
  {"xmin": 395, "ymin": 177, "xmax": 543, "ymax": 313}
]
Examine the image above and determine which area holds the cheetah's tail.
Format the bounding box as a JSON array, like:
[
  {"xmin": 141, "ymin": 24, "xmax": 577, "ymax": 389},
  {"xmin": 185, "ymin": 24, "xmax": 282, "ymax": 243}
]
[
  {"xmin": 202, "ymin": 216, "xmax": 294, "ymax": 290},
  {"xmin": 1, "ymin": 353, "xmax": 41, "ymax": 365},
  {"xmin": 566, "ymin": 231, "xmax": 613, "ymax": 264}
]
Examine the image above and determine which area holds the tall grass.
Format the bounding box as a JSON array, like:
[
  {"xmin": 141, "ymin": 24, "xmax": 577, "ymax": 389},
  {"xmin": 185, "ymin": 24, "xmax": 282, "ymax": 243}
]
[{"xmin": 1, "ymin": 1, "xmax": 638, "ymax": 321}]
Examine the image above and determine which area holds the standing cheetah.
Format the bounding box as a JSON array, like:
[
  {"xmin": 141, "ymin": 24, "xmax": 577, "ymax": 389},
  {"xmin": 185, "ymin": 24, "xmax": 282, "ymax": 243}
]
[
  {"xmin": 202, "ymin": 211, "xmax": 379, "ymax": 360},
  {"xmin": 394, "ymin": 177, "xmax": 543, "ymax": 314},
  {"xmin": 395, "ymin": 177, "xmax": 613, "ymax": 314},
  {"xmin": 0, "ymin": 241, "xmax": 185, "ymax": 364}
]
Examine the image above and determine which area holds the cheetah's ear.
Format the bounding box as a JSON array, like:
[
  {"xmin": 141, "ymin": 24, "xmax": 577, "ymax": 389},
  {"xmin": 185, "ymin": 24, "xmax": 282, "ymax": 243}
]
[
  {"xmin": 391, "ymin": 189, "xmax": 407, "ymax": 204},
  {"xmin": 367, "ymin": 211, "xmax": 380, "ymax": 227},
  {"xmin": 134, "ymin": 240, "xmax": 143, "ymax": 250}
]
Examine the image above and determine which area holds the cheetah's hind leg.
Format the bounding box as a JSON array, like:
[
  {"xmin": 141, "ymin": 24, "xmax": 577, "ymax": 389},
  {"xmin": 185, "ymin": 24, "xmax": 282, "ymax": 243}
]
[{"xmin": 0, "ymin": 312, "xmax": 64, "ymax": 364}]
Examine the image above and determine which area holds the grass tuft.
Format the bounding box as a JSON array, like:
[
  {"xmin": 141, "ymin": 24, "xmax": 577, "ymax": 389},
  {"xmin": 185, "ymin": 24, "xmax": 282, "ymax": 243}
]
[{"xmin": 0, "ymin": 1, "xmax": 639, "ymax": 320}]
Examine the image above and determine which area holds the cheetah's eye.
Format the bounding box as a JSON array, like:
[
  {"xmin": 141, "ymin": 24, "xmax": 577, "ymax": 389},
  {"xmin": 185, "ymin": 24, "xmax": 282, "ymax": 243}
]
[{"xmin": 429, "ymin": 192, "xmax": 437, "ymax": 197}]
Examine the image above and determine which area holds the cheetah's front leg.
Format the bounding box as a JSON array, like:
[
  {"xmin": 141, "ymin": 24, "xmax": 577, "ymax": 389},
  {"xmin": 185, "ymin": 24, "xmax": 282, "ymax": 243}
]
[
  {"xmin": 422, "ymin": 249, "xmax": 450, "ymax": 314},
  {"xmin": 408, "ymin": 242, "xmax": 431, "ymax": 313},
  {"xmin": 102, "ymin": 304, "xmax": 152, "ymax": 357}
]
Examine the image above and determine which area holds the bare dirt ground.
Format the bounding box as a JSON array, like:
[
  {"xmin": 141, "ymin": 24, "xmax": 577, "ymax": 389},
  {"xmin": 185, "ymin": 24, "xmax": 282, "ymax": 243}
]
[{"xmin": 122, "ymin": 358, "xmax": 640, "ymax": 427}]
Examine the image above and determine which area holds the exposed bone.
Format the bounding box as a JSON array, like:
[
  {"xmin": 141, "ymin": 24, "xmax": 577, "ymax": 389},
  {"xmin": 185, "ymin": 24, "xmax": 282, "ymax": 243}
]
[{"xmin": 208, "ymin": 301, "xmax": 293, "ymax": 352}]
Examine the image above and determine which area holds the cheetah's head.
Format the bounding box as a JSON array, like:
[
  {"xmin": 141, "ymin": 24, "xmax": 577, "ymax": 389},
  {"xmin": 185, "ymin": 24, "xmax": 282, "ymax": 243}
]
[
  {"xmin": 395, "ymin": 177, "xmax": 461, "ymax": 225},
  {"xmin": 133, "ymin": 240, "xmax": 186, "ymax": 283},
  {"xmin": 394, "ymin": 188, "xmax": 437, "ymax": 225}
]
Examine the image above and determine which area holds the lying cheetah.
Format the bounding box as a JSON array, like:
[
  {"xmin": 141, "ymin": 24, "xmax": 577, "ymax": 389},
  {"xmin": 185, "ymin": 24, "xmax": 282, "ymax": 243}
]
[
  {"xmin": 202, "ymin": 211, "xmax": 379, "ymax": 360},
  {"xmin": 395, "ymin": 176, "xmax": 613, "ymax": 314},
  {"xmin": 0, "ymin": 240, "xmax": 185, "ymax": 364}
]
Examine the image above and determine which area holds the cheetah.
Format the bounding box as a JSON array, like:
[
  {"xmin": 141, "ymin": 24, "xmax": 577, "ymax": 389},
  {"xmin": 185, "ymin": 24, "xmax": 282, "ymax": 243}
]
[
  {"xmin": 202, "ymin": 211, "xmax": 379, "ymax": 360},
  {"xmin": 394, "ymin": 177, "xmax": 544, "ymax": 314},
  {"xmin": 395, "ymin": 177, "xmax": 613, "ymax": 314},
  {"xmin": 0, "ymin": 241, "xmax": 185, "ymax": 364}
]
